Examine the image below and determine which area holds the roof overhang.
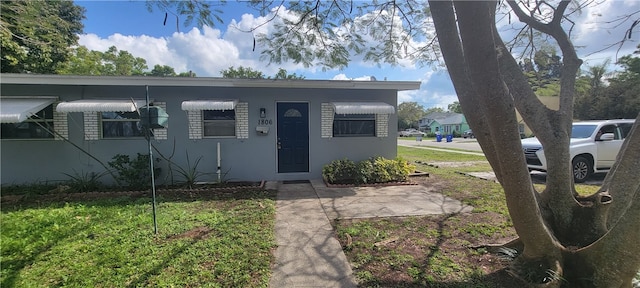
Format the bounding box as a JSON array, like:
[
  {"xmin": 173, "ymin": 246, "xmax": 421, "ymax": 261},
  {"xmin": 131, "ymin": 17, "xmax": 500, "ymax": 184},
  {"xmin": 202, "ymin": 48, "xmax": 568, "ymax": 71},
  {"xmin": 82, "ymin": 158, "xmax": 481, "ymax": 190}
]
[
  {"xmin": 332, "ymin": 102, "xmax": 395, "ymax": 114},
  {"xmin": 181, "ymin": 100, "xmax": 238, "ymax": 111},
  {"xmin": 56, "ymin": 99, "xmax": 146, "ymax": 112},
  {"xmin": 0, "ymin": 96, "xmax": 57, "ymax": 123},
  {"xmin": 0, "ymin": 74, "xmax": 421, "ymax": 91}
]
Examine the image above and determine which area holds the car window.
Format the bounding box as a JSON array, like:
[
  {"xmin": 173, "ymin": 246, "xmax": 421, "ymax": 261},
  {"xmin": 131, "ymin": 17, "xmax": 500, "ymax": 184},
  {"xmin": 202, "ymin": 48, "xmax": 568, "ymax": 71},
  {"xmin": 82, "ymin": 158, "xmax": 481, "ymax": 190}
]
[
  {"xmin": 571, "ymin": 124, "xmax": 597, "ymax": 138},
  {"xmin": 619, "ymin": 123, "xmax": 633, "ymax": 139}
]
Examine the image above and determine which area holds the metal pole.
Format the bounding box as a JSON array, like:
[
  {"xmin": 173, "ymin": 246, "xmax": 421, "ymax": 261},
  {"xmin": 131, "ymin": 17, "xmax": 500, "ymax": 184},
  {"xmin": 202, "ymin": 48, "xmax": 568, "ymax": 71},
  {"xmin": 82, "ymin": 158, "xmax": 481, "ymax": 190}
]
[{"xmin": 146, "ymin": 85, "xmax": 158, "ymax": 235}]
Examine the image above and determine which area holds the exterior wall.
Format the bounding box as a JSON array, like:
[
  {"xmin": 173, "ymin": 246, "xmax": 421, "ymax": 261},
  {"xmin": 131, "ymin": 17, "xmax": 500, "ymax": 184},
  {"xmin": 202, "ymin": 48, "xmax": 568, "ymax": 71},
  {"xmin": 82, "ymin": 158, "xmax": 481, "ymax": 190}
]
[
  {"xmin": 1, "ymin": 84, "xmax": 398, "ymax": 185},
  {"xmin": 517, "ymin": 96, "xmax": 559, "ymax": 137}
]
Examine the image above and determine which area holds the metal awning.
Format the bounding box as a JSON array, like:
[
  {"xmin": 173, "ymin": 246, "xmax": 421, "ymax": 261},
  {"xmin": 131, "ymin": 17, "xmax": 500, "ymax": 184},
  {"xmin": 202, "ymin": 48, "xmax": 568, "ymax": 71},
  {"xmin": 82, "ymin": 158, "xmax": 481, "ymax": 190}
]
[
  {"xmin": 56, "ymin": 99, "xmax": 146, "ymax": 112},
  {"xmin": 181, "ymin": 100, "xmax": 238, "ymax": 111},
  {"xmin": 0, "ymin": 97, "xmax": 57, "ymax": 123},
  {"xmin": 331, "ymin": 102, "xmax": 395, "ymax": 114}
]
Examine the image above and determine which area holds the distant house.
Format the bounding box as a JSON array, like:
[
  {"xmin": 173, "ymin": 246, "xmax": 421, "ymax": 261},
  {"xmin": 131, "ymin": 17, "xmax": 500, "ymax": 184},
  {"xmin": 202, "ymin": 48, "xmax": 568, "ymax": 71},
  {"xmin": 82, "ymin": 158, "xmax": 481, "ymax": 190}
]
[
  {"xmin": 517, "ymin": 96, "xmax": 559, "ymax": 137},
  {"xmin": 418, "ymin": 112, "xmax": 470, "ymax": 135},
  {"xmin": 0, "ymin": 74, "xmax": 419, "ymax": 185}
]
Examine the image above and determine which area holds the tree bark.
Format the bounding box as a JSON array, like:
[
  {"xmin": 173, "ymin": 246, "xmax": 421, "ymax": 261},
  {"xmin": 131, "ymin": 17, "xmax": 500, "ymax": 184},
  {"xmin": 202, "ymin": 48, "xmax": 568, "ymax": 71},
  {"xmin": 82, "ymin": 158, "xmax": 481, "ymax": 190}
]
[
  {"xmin": 429, "ymin": 0, "xmax": 640, "ymax": 285},
  {"xmin": 430, "ymin": 0, "xmax": 560, "ymax": 260},
  {"xmin": 506, "ymin": 0, "xmax": 583, "ymax": 238}
]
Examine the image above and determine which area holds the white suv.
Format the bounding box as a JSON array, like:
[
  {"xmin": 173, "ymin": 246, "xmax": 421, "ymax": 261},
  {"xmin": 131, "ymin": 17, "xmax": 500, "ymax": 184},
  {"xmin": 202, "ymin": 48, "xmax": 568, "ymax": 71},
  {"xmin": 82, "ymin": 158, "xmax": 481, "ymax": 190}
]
[{"xmin": 521, "ymin": 119, "xmax": 635, "ymax": 183}]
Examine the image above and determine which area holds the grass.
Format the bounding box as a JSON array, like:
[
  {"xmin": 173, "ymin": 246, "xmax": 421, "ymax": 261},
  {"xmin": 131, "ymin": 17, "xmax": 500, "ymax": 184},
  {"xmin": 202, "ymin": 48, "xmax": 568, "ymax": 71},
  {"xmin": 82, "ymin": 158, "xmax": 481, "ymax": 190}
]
[
  {"xmin": 334, "ymin": 146, "xmax": 603, "ymax": 287},
  {"xmin": 1, "ymin": 189, "xmax": 276, "ymax": 287},
  {"xmin": 1, "ymin": 144, "xmax": 607, "ymax": 287}
]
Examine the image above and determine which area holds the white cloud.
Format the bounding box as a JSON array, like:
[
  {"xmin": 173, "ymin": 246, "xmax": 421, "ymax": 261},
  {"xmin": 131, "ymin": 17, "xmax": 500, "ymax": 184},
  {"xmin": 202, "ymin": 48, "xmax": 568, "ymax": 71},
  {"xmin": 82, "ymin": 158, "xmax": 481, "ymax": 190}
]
[
  {"xmin": 331, "ymin": 74, "xmax": 375, "ymax": 81},
  {"xmin": 76, "ymin": 0, "xmax": 636, "ymax": 113},
  {"xmin": 573, "ymin": 0, "xmax": 639, "ymax": 64},
  {"xmin": 79, "ymin": 27, "xmax": 247, "ymax": 76}
]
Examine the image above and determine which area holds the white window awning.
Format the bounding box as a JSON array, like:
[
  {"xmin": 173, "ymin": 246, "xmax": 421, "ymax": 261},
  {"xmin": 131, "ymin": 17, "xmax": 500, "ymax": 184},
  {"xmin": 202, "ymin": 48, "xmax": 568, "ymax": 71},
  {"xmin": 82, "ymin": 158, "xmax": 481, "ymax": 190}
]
[
  {"xmin": 56, "ymin": 99, "xmax": 146, "ymax": 113},
  {"xmin": 332, "ymin": 102, "xmax": 395, "ymax": 114},
  {"xmin": 181, "ymin": 100, "xmax": 238, "ymax": 111},
  {"xmin": 0, "ymin": 97, "xmax": 57, "ymax": 123}
]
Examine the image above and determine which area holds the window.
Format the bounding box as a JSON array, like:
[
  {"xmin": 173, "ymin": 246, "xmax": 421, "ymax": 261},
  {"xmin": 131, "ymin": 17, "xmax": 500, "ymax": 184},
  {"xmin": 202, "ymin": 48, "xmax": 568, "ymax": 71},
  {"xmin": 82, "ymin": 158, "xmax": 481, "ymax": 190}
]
[
  {"xmin": 101, "ymin": 111, "xmax": 144, "ymax": 138},
  {"xmin": 1, "ymin": 105, "xmax": 54, "ymax": 139},
  {"xmin": 619, "ymin": 123, "xmax": 633, "ymax": 139},
  {"xmin": 572, "ymin": 124, "xmax": 597, "ymax": 139},
  {"xmin": 333, "ymin": 114, "xmax": 375, "ymax": 137},
  {"xmin": 203, "ymin": 110, "xmax": 236, "ymax": 137}
]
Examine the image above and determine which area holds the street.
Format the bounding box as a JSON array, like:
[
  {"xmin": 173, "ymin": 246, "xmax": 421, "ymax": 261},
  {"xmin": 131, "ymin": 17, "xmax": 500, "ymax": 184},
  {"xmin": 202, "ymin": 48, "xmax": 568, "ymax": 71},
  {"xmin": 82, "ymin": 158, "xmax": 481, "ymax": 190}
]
[
  {"xmin": 398, "ymin": 138, "xmax": 483, "ymax": 152},
  {"xmin": 398, "ymin": 138, "xmax": 605, "ymax": 186}
]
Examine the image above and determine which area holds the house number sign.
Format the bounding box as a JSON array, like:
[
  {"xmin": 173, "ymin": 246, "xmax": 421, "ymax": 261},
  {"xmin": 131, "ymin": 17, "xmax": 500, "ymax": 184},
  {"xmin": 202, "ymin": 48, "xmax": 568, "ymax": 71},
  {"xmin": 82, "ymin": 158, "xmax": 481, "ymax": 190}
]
[{"xmin": 258, "ymin": 119, "xmax": 273, "ymax": 125}]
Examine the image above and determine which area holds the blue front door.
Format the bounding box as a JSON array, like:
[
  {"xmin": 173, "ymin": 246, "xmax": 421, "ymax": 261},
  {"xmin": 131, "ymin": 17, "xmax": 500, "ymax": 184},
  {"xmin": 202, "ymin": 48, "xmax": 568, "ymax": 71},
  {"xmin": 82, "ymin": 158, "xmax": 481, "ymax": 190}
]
[{"xmin": 277, "ymin": 102, "xmax": 309, "ymax": 173}]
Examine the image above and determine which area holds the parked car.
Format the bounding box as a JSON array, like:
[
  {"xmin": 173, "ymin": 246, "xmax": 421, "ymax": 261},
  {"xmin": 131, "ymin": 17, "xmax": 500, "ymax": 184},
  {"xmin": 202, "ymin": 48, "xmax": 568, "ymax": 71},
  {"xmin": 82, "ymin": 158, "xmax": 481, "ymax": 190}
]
[
  {"xmin": 521, "ymin": 119, "xmax": 635, "ymax": 183},
  {"xmin": 462, "ymin": 129, "xmax": 474, "ymax": 138},
  {"xmin": 399, "ymin": 129, "xmax": 426, "ymax": 137}
]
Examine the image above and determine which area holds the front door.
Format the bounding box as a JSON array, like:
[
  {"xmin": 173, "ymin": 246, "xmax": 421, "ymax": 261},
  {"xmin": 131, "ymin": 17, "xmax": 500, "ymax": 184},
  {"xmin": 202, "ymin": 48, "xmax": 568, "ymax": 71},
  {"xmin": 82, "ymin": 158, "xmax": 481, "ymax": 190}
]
[{"xmin": 277, "ymin": 102, "xmax": 309, "ymax": 173}]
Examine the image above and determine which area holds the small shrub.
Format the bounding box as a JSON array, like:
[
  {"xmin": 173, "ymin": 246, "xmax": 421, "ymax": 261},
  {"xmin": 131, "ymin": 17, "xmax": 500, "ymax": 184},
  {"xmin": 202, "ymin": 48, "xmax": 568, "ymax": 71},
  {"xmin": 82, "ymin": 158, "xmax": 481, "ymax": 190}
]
[
  {"xmin": 63, "ymin": 170, "xmax": 107, "ymax": 192},
  {"xmin": 108, "ymin": 153, "xmax": 160, "ymax": 189},
  {"xmin": 173, "ymin": 152, "xmax": 210, "ymax": 189},
  {"xmin": 323, "ymin": 157, "xmax": 416, "ymax": 185},
  {"xmin": 355, "ymin": 159, "xmax": 375, "ymax": 184},
  {"xmin": 322, "ymin": 158, "xmax": 357, "ymax": 184}
]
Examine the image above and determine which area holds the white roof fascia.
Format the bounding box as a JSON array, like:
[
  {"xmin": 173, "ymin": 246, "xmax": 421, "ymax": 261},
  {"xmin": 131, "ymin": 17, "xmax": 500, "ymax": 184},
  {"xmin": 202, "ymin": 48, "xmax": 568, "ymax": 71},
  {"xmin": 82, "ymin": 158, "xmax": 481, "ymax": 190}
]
[
  {"xmin": 0, "ymin": 74, "xmax": 420, "ymax": 91},
  {"xmin": 332, "ymin": 102, "xmax": 396, "ymax": 114},
  {"xmin": 56, "ymin": 99, "xmax": 146, "ymax": 113},
  {"xmin": 181, "ymin": 100, "xmax": 238, "ymax": 111},
  {"xmin": 0, "ymin": 96, "xmax": 57, "ymax": 123}
]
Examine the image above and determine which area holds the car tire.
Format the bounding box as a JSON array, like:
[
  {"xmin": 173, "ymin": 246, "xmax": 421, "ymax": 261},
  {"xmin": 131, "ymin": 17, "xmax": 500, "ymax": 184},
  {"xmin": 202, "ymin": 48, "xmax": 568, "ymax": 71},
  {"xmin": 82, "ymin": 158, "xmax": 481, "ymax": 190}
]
[{"xmin": 572, "ymin": 156, "xmax": 592, "ymax": 183}]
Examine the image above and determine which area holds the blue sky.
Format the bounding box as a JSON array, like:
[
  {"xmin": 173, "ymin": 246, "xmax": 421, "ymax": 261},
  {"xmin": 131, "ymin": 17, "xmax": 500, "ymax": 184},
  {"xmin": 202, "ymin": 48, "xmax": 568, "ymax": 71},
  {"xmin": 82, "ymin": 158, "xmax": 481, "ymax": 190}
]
[{"xmin": 76, "ymin": 0, "xmax": 639, "ymax": 110}]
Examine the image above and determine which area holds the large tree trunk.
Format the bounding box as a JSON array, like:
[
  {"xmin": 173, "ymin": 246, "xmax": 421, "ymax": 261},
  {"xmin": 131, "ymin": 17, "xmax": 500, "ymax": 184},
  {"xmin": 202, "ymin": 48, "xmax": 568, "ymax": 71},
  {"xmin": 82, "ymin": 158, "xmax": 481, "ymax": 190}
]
[{"xmin": 428, "ymin": 0, "xmax": 640, "ymax": 286}]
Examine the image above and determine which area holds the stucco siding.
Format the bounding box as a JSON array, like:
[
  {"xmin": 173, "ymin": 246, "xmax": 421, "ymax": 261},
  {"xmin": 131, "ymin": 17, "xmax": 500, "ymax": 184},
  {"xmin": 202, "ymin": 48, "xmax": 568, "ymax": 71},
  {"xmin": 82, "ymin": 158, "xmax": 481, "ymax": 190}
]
[{"xmin": 1, "ymin": 83, "xmax": 401, "ymax": 185}]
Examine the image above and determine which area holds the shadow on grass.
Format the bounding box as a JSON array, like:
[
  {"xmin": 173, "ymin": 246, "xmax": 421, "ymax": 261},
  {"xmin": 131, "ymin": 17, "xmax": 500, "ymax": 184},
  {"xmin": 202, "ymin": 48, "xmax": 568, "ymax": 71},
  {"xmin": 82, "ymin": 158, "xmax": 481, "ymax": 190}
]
[
  {"xmin": 1, "ymin": 188, "xmax": 276, "ymax": 287},
  {"xmin": 357, "ymin": 268, "xmax": 525, "ymax": 287},
  {"xmin": 1, "ymin": 229, "xmax": 76, "ymax": 287},
  {"xmin": 125, "ymin": 228, "xmax": 213, "ymax": 288}
]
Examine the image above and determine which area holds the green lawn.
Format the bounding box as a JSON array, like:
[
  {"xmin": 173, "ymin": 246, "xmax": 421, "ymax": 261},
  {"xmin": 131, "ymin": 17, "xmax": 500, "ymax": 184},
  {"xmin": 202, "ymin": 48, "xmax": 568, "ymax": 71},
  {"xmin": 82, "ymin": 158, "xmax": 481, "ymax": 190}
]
[
  {"xmin": 332, "ymin": 146, "xmax": 602, "ymax": 286},
  {"xmin": 1, "ymin": 146, "xmax": 604, "ymax": 287},
  {"xmin": 1, "ymin": 189, "xmax": 276, "ymax": 287}
]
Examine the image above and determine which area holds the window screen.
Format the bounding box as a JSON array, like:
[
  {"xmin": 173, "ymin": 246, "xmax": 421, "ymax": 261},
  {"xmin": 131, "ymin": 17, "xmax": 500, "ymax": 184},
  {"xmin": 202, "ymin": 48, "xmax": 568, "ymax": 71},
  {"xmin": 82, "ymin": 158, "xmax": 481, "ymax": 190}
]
[
  {"xmin": 101, "ymin": 111, "xmax": 144, "ymax": 138},
  {"xmin": 203, "ymin": 110, "xmax": 236, "ymax": 137},
  {"xmin": 333, "ymin": 114, "xmax": 375, "ymax": 137}
]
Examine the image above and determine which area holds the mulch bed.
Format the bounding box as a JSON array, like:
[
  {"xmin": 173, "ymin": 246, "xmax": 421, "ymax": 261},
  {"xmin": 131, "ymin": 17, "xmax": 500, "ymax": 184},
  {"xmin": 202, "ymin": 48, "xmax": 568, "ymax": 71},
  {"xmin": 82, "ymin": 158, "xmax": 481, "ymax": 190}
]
[
  {"xmin": 1, "ymin": 181, "xmax": 267, "ymax": 207},
  {"xmin": 323, "ymin": 171, "xmax": 429, "ymax": 188}
]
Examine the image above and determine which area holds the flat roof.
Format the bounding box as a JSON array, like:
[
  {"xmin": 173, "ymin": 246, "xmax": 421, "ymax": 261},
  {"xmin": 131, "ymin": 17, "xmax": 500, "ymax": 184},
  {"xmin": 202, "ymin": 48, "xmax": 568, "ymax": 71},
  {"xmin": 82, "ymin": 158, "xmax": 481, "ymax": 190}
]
[{"xmin": 0, "ymin": 73, "xmax": 421, "ymax": 91}]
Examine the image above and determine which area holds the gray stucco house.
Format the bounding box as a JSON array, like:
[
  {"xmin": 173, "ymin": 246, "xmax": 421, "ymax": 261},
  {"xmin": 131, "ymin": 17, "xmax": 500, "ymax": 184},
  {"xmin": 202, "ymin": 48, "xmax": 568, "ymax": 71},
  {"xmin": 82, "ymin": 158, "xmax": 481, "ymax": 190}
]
[{"xmin": 1, "ymin": 74, "xmax": 419, "ymax": 185}]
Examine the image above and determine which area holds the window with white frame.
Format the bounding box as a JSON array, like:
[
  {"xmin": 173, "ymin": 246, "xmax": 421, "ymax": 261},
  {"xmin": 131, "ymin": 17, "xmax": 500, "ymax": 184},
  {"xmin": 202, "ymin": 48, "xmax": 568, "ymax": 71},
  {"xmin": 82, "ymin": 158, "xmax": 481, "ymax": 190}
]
[
  {"xmin": 203, "ymin": 109, "xmax": 236, "ymax": 137},
  {"xmin": 1, "ymin": 104, "xmax": 55, "ymax": 139},
  {"xmin": 101, "ymin": 111, "xmax": 144, "ymax": 138}
]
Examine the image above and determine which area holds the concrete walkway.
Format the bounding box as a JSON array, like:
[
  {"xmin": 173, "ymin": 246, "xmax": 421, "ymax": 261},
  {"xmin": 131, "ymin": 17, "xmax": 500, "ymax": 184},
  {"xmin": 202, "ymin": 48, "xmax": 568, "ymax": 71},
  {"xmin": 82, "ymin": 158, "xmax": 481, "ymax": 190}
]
[
  {"xmin": 268, "ymin": 179, "xmax": 472, "ymax": 287},
  {"xmin": 269, "ymin": 181, "xmax": 357, "ymax": 288}
]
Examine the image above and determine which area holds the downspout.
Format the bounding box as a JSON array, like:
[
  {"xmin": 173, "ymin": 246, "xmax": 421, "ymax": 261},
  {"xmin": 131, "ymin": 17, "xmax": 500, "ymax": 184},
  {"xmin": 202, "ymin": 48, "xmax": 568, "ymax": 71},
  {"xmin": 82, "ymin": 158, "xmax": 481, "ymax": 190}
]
[{"xmin": 217, "ymin": 142, "xmax": 221, "ymax": 183}]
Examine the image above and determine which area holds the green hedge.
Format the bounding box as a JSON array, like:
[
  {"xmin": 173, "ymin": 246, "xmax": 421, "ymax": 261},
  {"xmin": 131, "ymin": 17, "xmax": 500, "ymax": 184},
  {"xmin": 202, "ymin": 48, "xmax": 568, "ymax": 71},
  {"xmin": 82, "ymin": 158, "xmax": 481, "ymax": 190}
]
[{"xmin": 322, "ymin": 157, "xmax": 415, "ymax": 185}]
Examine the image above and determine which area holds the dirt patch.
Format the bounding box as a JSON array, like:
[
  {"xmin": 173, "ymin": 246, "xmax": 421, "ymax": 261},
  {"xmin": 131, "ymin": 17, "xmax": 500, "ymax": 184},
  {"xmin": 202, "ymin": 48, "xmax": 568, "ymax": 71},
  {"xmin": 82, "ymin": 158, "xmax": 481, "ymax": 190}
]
[
  {"xmin": 334, "ymin": 174, "xmax": 525, "ymax": 287},
  {"xmin": 166, "ymin": 226, "xmax": 213, "ymax": 241},
  {"xmin": 0, "ymin": 181, "xmax": 269, "ymax": 209},
  {"xmin": 336, "ymin": 212, "xmax": 523, "ymax": 287}
]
